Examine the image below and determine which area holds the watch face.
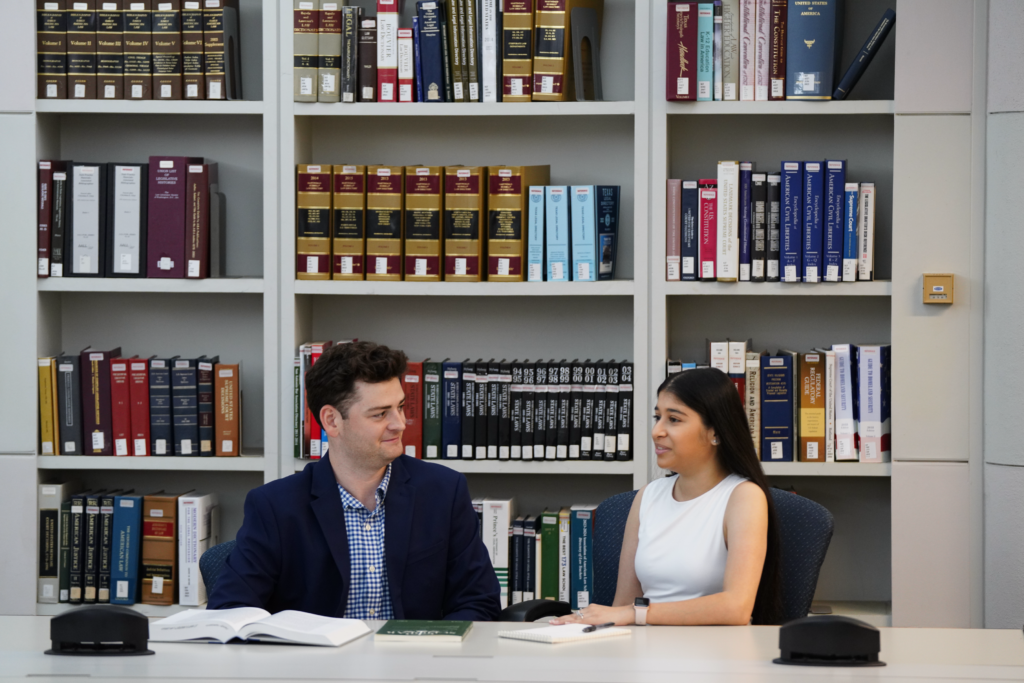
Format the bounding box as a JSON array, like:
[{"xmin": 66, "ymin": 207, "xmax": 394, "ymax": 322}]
[{"xmin": 634, "ymin": 598, "xmax": 650, "ymax": 607}]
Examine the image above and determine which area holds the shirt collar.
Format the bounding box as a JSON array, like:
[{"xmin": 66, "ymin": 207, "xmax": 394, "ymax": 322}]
[{"xmin": 337, "ymin": 462, "xmax": 393, "ymax": 511}]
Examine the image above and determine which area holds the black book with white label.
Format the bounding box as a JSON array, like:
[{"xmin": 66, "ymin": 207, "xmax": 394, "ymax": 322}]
[
  {"xmin": 474, "ymin": 360, "xmax": 489, "ymax": 459},
  {"xmin": 603, "ymin": 363, "xmax": 620, "ymax": 461},
  {"xmin": 509, "ymin": 361, "xmax": 524, "ymax": 459},
  {"xmin": 616, "ymin": 362, "xmax": 633, "ymax": 461},
  {"xmin": 56, "ymin": 353, "xmax": 84, "ymax": 455},
  {"xmin": 766, "ymin": 173, "xmax": 781, "ymax": 282},
  {"xmin": 460, "ymin": 359, "xmax": 476, "ymax": 459},
  {"xmin": 521, "ymin": 362, "xmax": 536, "ymax": 460},
  {"xmin": 556, "ymin": 360, "xmax": 571, "ymax": 461},
  {"xmin": 533, "ymin": 362, "xmax": 547, "ymax": 460},
  {"xmin": 498, "ymin": 360, "xmax": 512, "ymax": 459},
  {"xmin": 68, "ymin": 489, "xmax": 91, "ymax": 604},
  {"xmin": 568, "ymin": 360, "xmax": 585, "ymax": 459},
  {"xmin": 750, "ymin": 173, "xmax": 767, "ymax": 282},
  {"xmin": 592, "ymin": 361, "xmax": 609, "ymax": 457},
  {"xmin": 580, "ymin": 361, "xmax": 596, "ymax": 459},
  {"xmin": 486, "ymin": 359, "xmax": 501, "ymax": 459},
  {"xmin": 545, "ymin": 360, "xmax": 559, "ymax": 460}
]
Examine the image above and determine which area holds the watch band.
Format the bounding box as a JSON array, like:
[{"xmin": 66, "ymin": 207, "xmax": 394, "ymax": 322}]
[{"xmin": 634, "ymin": 604, "xmax": 648, "ymax": 626}]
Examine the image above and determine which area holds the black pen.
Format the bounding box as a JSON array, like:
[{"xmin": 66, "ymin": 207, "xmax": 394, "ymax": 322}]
[{"xmin": 582, "ymin": 622, "xmax": 616, "ymax": 633}]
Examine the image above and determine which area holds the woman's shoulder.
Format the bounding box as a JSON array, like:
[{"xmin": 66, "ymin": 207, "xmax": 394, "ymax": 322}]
[{"xmin": 725, "ymin": 478, "xmax": 767, "ymax": 510}]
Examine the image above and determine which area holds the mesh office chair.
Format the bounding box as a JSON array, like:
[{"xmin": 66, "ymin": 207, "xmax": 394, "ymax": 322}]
[
  {"xmin": 500, "ymin": 487, "xmax": 834, "ymax": 624},
  {"xmin": 200, "ymin": 538, "xmax": 236, "ymax": 597}
]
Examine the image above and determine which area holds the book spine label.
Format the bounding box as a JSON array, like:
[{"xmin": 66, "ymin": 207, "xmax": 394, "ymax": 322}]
[
  {"xmin": 152, "ymin": 1, "xmax": 182, "ymax": 99},
  {"xmin": 377, "ymin": 0, "xmax": 398, "ymax": 101},
  {"xmin": 532, "ymin": 0, "xmax": 568, "ymax": 101},
  {"xmin": 296, "ymin": 165, "xmax": 333, "ymax": 280},
  {"xmin": 481, "ymin": 0, "xmax": 498, "ymax": 102},
  {"xmin": 666, "ymin": 180, "xmax": 682, "ymax": 280},
  {"xmin": 738, "ymin": 0, "xmax": 754, "ymax": 100},
  {"xmin": 738, "ymin": 163, "xmax": 753, "ymax": 280},
  {"xmin": 823, "ymin": 160, "xmax": 845, "ymax": 281},
  {"xmin": 397, "ymin": 27, "xmax": 414, "ymax": 102},
  {"xmin": 698, "ymin": 181, "xmax": 717, "ymax": 280},
  {"xmin": 487, "ymin": 168, "xmax": 533, "ymax": 282},
  {"xmin": 526, "ymin": 187, "xmax": 545, "ymax": 281},
  {"xmin": 570, "ymin": 186, "xmax": 597, "ymax": 281},
  {"xmin": 502, "ymin": 0, "xmax": 533, "ymax": 101},
  {"xmin": 67, "ymin": 0, "xmax": 98, "ymax": 100},
  {"xmin": 857, "ymin": 345, "xmax": 890, "ymax": 462},
  {"xmin": 124, "ymin": 1, "xmax": 152, "ymax": 99},
  {"xmin": 785, "ymin": 0, "xmax": 841, "ymax": 99},
  {"xmin": 149, "ymin": 361, "xmax": 172, "ymax": 455},
  {"xmin": 667, "ymin": 3, "xmax": 697, "ymax": 101},
  {"xmin": 857, "ymin": 183, "xmax": 875, "ymax": 281},
  {"xmin": 182, "ymin": 2, "xmax": 203, "ymax": 99},
  {"xmin": 38, "ymin": 162, "xmax": 55, "ymax": 277},
  {"xmin": 802, "ymin": 161, "xmax": 823, "ymax": 283},
  {"xmin": 358, "ymin": 19, "xmax": 377, "ymax": 101},
  {"xmin": 317, "ymin": 1, "xmax": 341, "ymax": 101},
  {"xmin": 147, "ymin": 156, "xmax": 188, "ymax": 278},
  {"xmin": 444, "ymin": 168, "xmax": 485, "ymax": 281},
  {"xmin": 768, "ymin": 0, "xmax": 785, "ymax": 99},
  {"xmin": 799, "ymin": 353, "xmax": 824, "ymax": 461},
  {"xmin": 97, "ymin": 1, "xmax": 124, "ymax": 100},
  {"xmin": 185, "ymin": 163, "xmax": 211, "ymax": 278},
  {"xmin": 680, "ymin": 181, "xmax": 698, "ymax": 279},
  {"xmin": 332, "ymin": 166, "xmax": 367, "ymax": 279},
  {"xmin": 442, "ymin": 362, "xmax": 461, "ymax": 459},
  {"xmin": 340, "ymin": 6, "xmax": 359, "ymax": 102},
  {"xmin": 423, "ymin": 362, "xmax": 442, "ymax": 458},
  {"xmin": 721, "ymin": 0, "xmax": 739, "ymax": 100},
  {"xmin": 544, "ymin": 187, "xmax": 570, "ymax": 281},
  {"xmin": 70, "ymin": 164, "xmax": 105, "ymax": 276},
  {"xmin": 716, "ymin": 162, "xmax": 739, "ymax": 281},
  {"xmin": 842, "ymin": 182, "xmax": 859, "ymax": 281},
  {"xmin": 462, "ymin": 0, "xmax": 479, "ymax": 100},
  {"xmin": 202, "ymin": 1, "xmax": 226, "ymax": 99},
  {"xmin": 108, "ymin": 164, "xmax": 145, "ymax": 276},
  {"xmin": 745, "ymin": 357, "xmax": 761, "ymax": 457},
  {"xmin": 214, "ymin": 364, "xmax": 239, "ymax": 455},
  {"xmin": 172, "ymin": 366, "xmax": 198, "ymax": 455},
  {"xmin": 754, "ymin": 0, "xmax": 769, "ymax": 100},
  {"xmin": 595, "ymin": 185, "xmax": 619, "ymax": 280},
  {"xmin": 750, "ymin": 174, "xmax": 766, "ymax": 281},
  {"xmin": 696, "ymin": 4, "xmax": 713, "ymax": 100},
  {"xmin": 38, "ymin": 0, "xmax": 69, "ymax": 99},
  {"xmin": 418, "ymin": 2, "xmax": 445, "ymax": 101},
  {"xmin": 110, "ymin": 361, "xmax": 131, "ymax": 455},
  {"xmin": 366, "ymin": 166, "xmax": 404, "ymax": 280},
  {"xmin": 780, "ymin": 162, "xmax": 802, "ymax": 282},
  {"xmin": 760, "ymin": 355, "xmax": 793, "ymax": 461},
  {"xmin": 833, "ymin": 344, "xmax": 856, "ymax": 459},
  {"xmin": 766, "ymin": 173, "xmax": 780, "ymax": 280},
  {"xmin": 403, "ymin": 167, "xmax": 442, "ymax": 280},
  {"xmin": 129, "ymin": 360, "xmax": 150, "ymax": 455},
  {"xmin": 713, "ymin": 2, "xmax": 722, "ymax": 100},
  {"xmin": 401, "ymin": 363, "xmax": 424, "ymax": 458}
]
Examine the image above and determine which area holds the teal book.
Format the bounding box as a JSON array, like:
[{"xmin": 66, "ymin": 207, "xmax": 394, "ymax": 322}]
[
  {"xmin": 423, "ymin": 359, "xmax": 442, "ymax": 459},
  {"xmin": 569, "ymin": 505, "xmax": 596, "ymax": 609},
  {"xmin": 697, "ymin": 4, "xmax": 714, "ymax": 100},
  {"xmin": 544, "ymin": 186, "xmax": 570, "ymax": 282},
  {"xmin": 570, "ymin": 186, "xmax": 597, "ymax": 281},
  {"xmin": 527, "ymin": 186, "xmax": 545, "ymax": 281},
  {"xmin": 110, "ymin": 493, "xmax": 143, "ymax": 605},
  {"xmin": 375, "ymin": 620, "xmax": 473, "ymax": 642}
]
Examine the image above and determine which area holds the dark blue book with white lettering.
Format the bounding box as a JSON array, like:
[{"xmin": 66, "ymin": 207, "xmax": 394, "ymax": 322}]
[
  {"xmin": 761, "ymin": 354, "xmax": 794, "ymax": 461},
  {"xmin": 738, "ymin": 163, "xmax": 753, "ymax": 281},
  {"xmin": 595, "ymin": 185, "xmax": 620, "ymax": 280},
  {"xmin": 823, "ymin": 160, "xmax": 845, "ymax": 281},
  {"xmin": 780, "ymin": 162, "xmax": 802, "ymax": 282},
  {"xmin": 171, "ymin": 360, "xmax": 198, "ymax": 456},
  {"xmin": 802, "ymin": 161, "xmax": 823, "ymax": 283},
  {"xmin": 681, "ymin": 181, "xmax": 699, "ymax": 281},
  {"xmin": 842, "ymin": 182, "xmax": 859, "ymax": 281},
  {"xmin": 413, "ymin": 15, "xmax": 424, "ymax": 102},
  {"xmin": 833, "ymin": 9, "xmax": 895, "ymax": 100},
  {"xmin": 442, "ymin": 360, "xmax": 462, "ymax": 458},
  {"xmin": 569, "ymin": 506, "xmax": 595, "ymax": 609},
  {"xmin": 110, "ymin": 493, "xmax": 142, "ymax": 605},
  {"xmin": 417, "ymin": 0, "xmax": 446, "ymax": 102},
  {"xmin": 785, "ymin": 0, "xmax": 844, "ymax": 99},
  {"xmin": 148, "ymin": 357, "xmax": 176, "ymax": 456}
]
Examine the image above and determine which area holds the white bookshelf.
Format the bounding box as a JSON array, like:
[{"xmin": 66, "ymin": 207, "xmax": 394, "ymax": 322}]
[
  {"xmin": 37, "ymin": 455, "xmax": 267, "ymax": 472},
  {"xmin": 295, "ymin": 101, "xmax": 636, "ymax": 116},
  {"xmin": 35, "ymin": 100, "xmax": 266, "ymax": 115},
  {"xmin": 293, "ymin": 280, "xmax": 634, "ymax": 296},
  {"xmin": 38, "ymin": 278, "xmax": 266, "ymax": 294}
]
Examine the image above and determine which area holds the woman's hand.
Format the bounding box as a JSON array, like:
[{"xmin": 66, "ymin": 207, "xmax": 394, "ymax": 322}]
[{"xmin": 549, "ymin": 603, "xmax": 635, "ymax": 627}]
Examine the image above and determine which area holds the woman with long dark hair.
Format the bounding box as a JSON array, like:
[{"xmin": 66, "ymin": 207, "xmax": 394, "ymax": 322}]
[{"xmin": 551, "ymin": 368, "xmax": 783, "ymax": 626}]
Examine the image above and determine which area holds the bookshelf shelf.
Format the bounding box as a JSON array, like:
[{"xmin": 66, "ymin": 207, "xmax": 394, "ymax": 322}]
[
  {"xmin": 36, "ymin": 455, "xmax": 267, "ymax": 472},
  {"xmin": 294, "ymin": 280, "xmax": 635, "ymax": 297},
  {"xmin": 662, "ymin": 281, "xmax": 892, "ymax": 297},
  {"xmin": 294, "ymin": 101, "xmax": 636, "ymax": 117},
  {"xmin": 36, "ymin": 603, "xmax": 193, "ymax": 618},
  {"xmin": 37, "ymin": 278, "xmax": 266, "ymax": 294},
  {"xmin": 35, "ymin": 100, "xmax": 265, "ymax": 115},
  {"xmin": 665, "ymin": 100, "xmax": 895, "ymax": 116},
  {"xmin": 761, "ymin": 462, "xmax": 892, "ymax": 477},
  {"xmin": 293, "ymin": 458, "xmax": 635, "ymax": 475}
]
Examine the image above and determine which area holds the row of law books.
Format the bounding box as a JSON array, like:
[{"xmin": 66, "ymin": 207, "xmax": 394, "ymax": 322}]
[
  {"xmin": 38, "ymin": 484, "xmax": 218, "ymax": 607},
  {"xmin": 294, "ymin": 0, "xmax": 603, "ymax": 104},
  {"xmin": 37, "ymin": 351, "xmax": 241, "ymax": 457},
  {"xmin": 36, "ymin": 0, "xmax": 243, "ymax": 100},
  {"xmin": 36, "ymin": 158, "xmax": 224, "ymax": 279},
  {"xmin": 666, "ymin": 1, "xmax": 896, "ymax": 102},
  {"xmin": 296, "ymin": 164, "xmax": 620, "ymax": 282},
  {"xmin": 475, "ymin": 499, "xmax": 601, "ymax": 611},
  {"xmin": 667, "ymin": 340, "xmax": 891, "ymax": 463},
  {"xmin": 666, "ymin": 161, "xmax": 876, "ymax": 283}
]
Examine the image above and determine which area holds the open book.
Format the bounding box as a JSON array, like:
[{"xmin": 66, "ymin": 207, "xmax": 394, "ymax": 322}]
[
  {"xmin": 149, "ymin": 608, "xmax": 372, "ymax": 647},
  {"xmin": 497, "ymin": 623, "xmax": 632, "ymax": 644}
]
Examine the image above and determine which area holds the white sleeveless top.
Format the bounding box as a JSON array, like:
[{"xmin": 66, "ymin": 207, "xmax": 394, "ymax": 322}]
[{"xmin": 634, "ymin": 473, "xmax": 748, "ymax": 603}]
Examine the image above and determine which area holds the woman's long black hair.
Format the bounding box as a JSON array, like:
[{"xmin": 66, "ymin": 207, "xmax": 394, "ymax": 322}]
[{"xmin": 656, "ymin": 367, "xmax": 783, "ymax": 625}]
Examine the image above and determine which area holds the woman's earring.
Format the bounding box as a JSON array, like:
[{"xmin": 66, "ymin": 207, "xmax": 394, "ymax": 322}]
[{"xmin": 711, "ymin": 438, "xmax": 718, "ymax": 445}]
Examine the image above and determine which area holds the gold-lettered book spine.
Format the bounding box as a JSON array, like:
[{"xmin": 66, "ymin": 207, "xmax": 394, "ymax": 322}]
[
  {"xmin": 404, "ymin": 166, "xmax": 444, "ymax": 282},
  {"xmin": 366, "ymin": 166, "xmax": 405, "ymax": 281},
  {"xmin": 203, "ymin": 0, "xmax": 227, "ymax": 99},
  {"xmin": 297, "ymin": 164, "xmax": 333, "ymax": 281},
  {"xmin": 486, "ymin": 165, "xmax": 550, "ymax": 282},
  {"xmin": 531, "ymin": 0, "xmax": 603, "ymax": 102},
  {"xmin": 181, "ymin": 1, "xmax": 204, "ymax": 98},
  {"xmin": 38, "ymin": 358, "xmax": 57, "ymax": 455},
  {"xmin": 444, "ymin": 166, "xmax": 486, "ymax": 282},
  {"xmin": 67, "ymin": 0, "xmax": 98, "ymax": 99},
  {"xmin": 294, "ymin": 0, "xmax": 320, "ymax": 102},
  {"xmin": 332, "ymin": 165, "xmax": 367, "ymax": 280},
  {"xmin": 123, "ymin": 0, "xmax": 153, "ymax": 99},
  {"xmin": 152, "ymin": 0, "xmax": 183, "ymax": 99},
  {"xmin": 96, "ymin": 0, "xmax": 124, "ymax": 100},
  {"xmin": 501, "ymin": 0, "xmax": 533, "ymax": 102},
  {"xmin": 37, "ymin": 0, "xmax": 69, "ymax": 100}
]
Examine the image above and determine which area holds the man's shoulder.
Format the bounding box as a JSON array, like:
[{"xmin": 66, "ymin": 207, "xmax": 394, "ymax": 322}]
[
  {"xmin": 249, "ymin": 462, "xmax": 315, "ymax": 505},
  {"xmin": 398, "ymin": 455, "xmax": 465, "ymax": 489}
]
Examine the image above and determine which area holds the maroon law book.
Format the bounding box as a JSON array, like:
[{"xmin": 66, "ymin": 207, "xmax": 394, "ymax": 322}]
[
  {"xmin": 768, "ymin": 0, "xmax": 787, "ymax": 101},
  {"xmin": 147, "ymin": 156, "xmax": 203, "ymax": 278},
  {"xmin": 185, "ymin": 162, "xmax": 216, "ymax": 278},
  {"xmin": 38, "ymin": 161, "xmax": 58, "ymax": 278},
  {"xmin": 80, "ymin": 346, "xmax": 122, "ymax": 455},
  {"xmin": 666, "ymin": 3, "xmax": 698, "ymax": 101}
]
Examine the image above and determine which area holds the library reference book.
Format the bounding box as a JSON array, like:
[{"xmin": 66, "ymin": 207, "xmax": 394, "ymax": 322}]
[
  {"xmin": 374, "ymin": 620, "xmax": 473, "ymax": 642},
  {"xmin": 498, "ymin": 623, "xmax": 631, "ymax": 644},
  {"xmin": 150, "ymin": 608, "xmax": 372, "ymax": 647}
]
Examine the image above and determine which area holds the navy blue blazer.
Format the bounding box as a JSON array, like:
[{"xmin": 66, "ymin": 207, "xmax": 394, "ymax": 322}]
[{"xmin": 208, "ymin": 454, "xmax": 501, "ymax": 621}]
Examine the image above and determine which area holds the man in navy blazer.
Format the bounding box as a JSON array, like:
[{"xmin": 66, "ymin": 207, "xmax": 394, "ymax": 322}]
[{"xmin": 209, "ymin": 342, "xmax": 501, "ymax": 621}]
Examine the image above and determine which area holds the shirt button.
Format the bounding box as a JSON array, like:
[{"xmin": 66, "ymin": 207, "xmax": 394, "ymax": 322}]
[
  {"xmin": 365, "ymin": 524, "xmax": 371, "ymax": 530},
  {"xmin": 369, "ymin": 609, "xmax": 376, "ymax": 616},
  {"xmin": 368, "ymin": 566, "xmax": 375, "ymax": 572}
]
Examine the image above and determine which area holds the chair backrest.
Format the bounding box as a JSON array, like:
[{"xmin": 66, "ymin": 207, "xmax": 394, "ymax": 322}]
[
  {"xmin": 589, "ymin": 485, "xmax": 833, "ymax": 624},
  {"xmin": 200, "ymin": 539, "xmax": 236, "ymax": 597}
]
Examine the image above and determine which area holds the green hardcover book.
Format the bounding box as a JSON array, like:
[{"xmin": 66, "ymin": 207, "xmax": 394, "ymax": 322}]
[
  {"xmin": 539, "ymin": 509, "xmax": 559, "ymax": 601},
  {"xmin": 423, "ymin": 359, "xmax": 443, "ymax": 459},
  {"xmin": 375, "ymin": 620, "xmax": 474, "ymax": 642}
]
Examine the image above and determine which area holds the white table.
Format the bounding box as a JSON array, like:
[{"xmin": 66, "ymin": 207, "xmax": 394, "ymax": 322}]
[{"xmin": 0, "ymin": 617, "xmax": 1021, "ymax": 682}]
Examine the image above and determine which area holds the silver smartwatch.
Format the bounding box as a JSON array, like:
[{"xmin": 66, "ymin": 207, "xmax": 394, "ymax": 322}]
[{"xmin": 633, "ymin": 597, "xmax": 650, "ymax": 626}]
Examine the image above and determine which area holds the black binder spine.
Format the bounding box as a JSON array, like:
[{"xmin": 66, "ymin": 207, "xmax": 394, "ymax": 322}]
[
  {"xmin": 521, "ymin": 362, "xmax": 536, "ymax": 460},
  {"xmin": 509, "ymin": 361, "xmax": 524, "ymax": 459},
  {"xmin": 460, "ymin": 358, "xmax": 475, "ymax": 459},
  {"xmin": 545, "ymin": 361, "xmax": 559, "ymax": 460},
  {"xmin": 568, "ymin": 360, "xmax": 585, "ymax": 459},
  {"xmin": 592, "ymin": 361, "xmax": 608, "ymax": 457},
  {"xmin": 474, "ymin": 360, "xmax": 488, "ymax": 459},
  {"xmin": 616, "ymin": 362, "xmax": 634, "ymax": 461},
  {"xmin": 533, "ymin": 363, "xmax": 547, "ymax": 459},
  {"xmin": 498, "ymin": 360, "xmax": 512, "ymax": 459},
  {"xmin": 580, "ymin": 361, "xmax": 596, "ymax": 459},
  {"xmin": 486, "ymin": 359, "xmax": 501, "ymax": 459},
  {"xmin": 604, "ymin": 364, "xmax": 620, "ymax": 461}
]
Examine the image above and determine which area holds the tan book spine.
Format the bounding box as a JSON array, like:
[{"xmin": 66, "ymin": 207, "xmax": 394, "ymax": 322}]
[
  {"xmin": 404, "ymin": 166, "xmax": 444, "ymax": 282},
  {"xmin": 124, "ymin": 0, "xmax": 153, "ymax": 99},
  {"xmin": 214, "ymin": 363, "xmax": 239, "ymax": 455},
  {"xmin": 366, "ymin": 166, "xmax": 405, "ymax": 281},
  {"xmin": 38, "ymin": 0, "xmax": 69, "ymax": 100},
  {"xmin": 444, "ymin": 166, "xmax": 486, "ymax": 282},
  {"xmin": 294, "ymin": 0, "xmax": 320, "ymax": 102},
  {"xmin": 486, "ymin": 165, "xmax": 550, "ymax": 282},
  {"xmin": 500, "ymin": 0, "xmax": 533, "ymax": 101},
  {"xmin": 332, "ymin": 165, "xmax": 367, "ymax": 280},
  {"xmin": 296, "ymin": 164, "xmax": 333, "ymax": 281},
  {"xmin": 181, "ymin": 1, "xmax": 203, "ymax": 98},
  {"xmin": 317, "ymin": 0, "xmax": 342, "ymax": 102},
  {"xmin": 67, "ymin": 0, "xmax": 98, "ymax": 99},
  {"xmin": 38, "ymin": 358, "xmax": 57, "ymax": 455},
  {"xmin": 141, "ymin": 492, "xmax": 184, "ymax": 605},
  {"xmin": 798, "ymin": 351, "xmax": 824, "ymax": 462},
  {"xmin": 152, "ymin": 0, "xmax": 182, "ymax": 99},
  {"xmin": 532, "ymin": 0, "xmax": 602, "ymax": 102},
  {"xmin": 96, "ymin": 0, "xmax": 124, "ymax": 100}
]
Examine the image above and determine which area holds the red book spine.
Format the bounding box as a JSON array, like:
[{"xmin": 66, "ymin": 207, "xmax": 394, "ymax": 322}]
[
  {"xmin": 699, "ymin": 179, "xmax": 717, "ymax": 281},
  {"xmin": 307, "ymin": 341, "xmax": 334, "ymax": 459},
  {"xmin": 401, "ymin": 362, "xmax": 424, "ymax": 458},
  {"xmin": 129, "ymin": 359, "xmax": 151, "ymax": 455},
  {"xmin": 376, "ymin": 0, "xmax": 398, "ymax": 101},
  {"xmin": 110, "ymin": 359, "xmax": 132, "ymax": 455},
  {"xmin": 729, "ymin": 375, "xmax": 745, "ymax": 399},
  {"xmin": 185, "ymin": 162, "xmax": 212, "ymax": 278},
  {"xmin": 666, "ymin": 3, "xmax": 698, "ymax": 101},
  {"xmin": 81, "ymin": 348, "xmax": 121, "ymax": 455},
  {"xmin": 38, "ymin": 161, "xmax": 55, "ymax": 277}
]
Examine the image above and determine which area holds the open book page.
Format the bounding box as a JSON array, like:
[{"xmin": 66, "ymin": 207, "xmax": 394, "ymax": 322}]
[
  {"xmin": 238, "ymin": 610, "xmax": 372, "ymax": 647},
  {"xmin": 150, "ymin": 607, "xmax": 272, "ymax": 643},
  {"xmin": 497, "ymin": 623, "xmax": 631, "ymax": 644}
]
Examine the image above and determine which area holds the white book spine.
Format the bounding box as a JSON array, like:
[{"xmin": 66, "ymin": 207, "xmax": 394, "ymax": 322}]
[
  {"xmin": 822, "ymin": 350, "xmax": 835, "ymax": 462},
  {"xmin": 179, "ymin": 498, "xmax": 199, "ymax": 606},
  {"xmin": 557, "ymin": 512, "xmax": 570, "ymax": 603},
  {"xmin": 111, "ymin": 166, "xmax": 143, "ymax": 274},
  {"xmin": 71, "ymin": 165, "xmax": 101, "ymax": 275},
  {"xmin": 716, "ymin": 161, "xmax": 740, "ymax": 281},
  {"xmin": 754, "ymin": 0, "xmax": 769, "ymax": 100},
  {"xmin": 709, "ymin": 341, "xmax": 728, "ymax": 372},
  {"xmin": 745, "ymin": 357, "xmax": 760, "ymax": 458},
  {"xmin": 739, "ymin": 0, "xmax": 755, "ymax": 101},
  {"xmin": 728, "ymin": 341, "xmax": 746, "ymax": 376},
  {"xmin": 485, "ymin": 500, "xmax": 514, "ymax": 608},
  {"xmin": 832, "ymin": 344, "xmax": 857, "ymax": 461},
  {"xmin": 481, "ymin": 0, "xmax": 498, "ymax": 102},
  {"xmin": 858, "ymin": 183, "xmax": 875, "ymax": 281},
  {"xmin": 397, "ymin": 30, "xmax": 414, "ymax": 102}
]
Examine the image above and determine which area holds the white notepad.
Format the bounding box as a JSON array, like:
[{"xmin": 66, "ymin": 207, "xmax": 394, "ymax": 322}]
[{"xmin": 497, "ymin": 624, "xmax": 632, "ymax": 644}]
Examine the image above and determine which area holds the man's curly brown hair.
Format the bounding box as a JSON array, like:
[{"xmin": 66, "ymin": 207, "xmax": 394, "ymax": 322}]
[{"xmin": 305, "ymin": 341, "xmax": 408, "ymax": 429}]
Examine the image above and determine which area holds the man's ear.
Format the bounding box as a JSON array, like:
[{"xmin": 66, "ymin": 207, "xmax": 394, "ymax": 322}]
[{"xmin": 320, "ymin": 404, "xmax": 343, "ymax": 439}]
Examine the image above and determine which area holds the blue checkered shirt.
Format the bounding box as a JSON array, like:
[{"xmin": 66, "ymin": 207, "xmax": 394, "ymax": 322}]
[{"xmin": 338, "ymin": 463, "xmax": 395, "ymax": 620}]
